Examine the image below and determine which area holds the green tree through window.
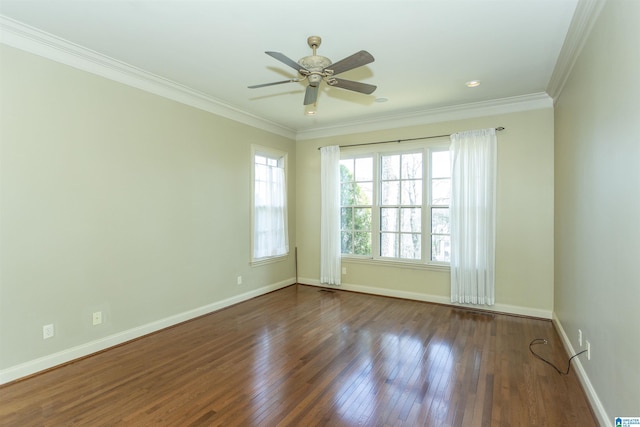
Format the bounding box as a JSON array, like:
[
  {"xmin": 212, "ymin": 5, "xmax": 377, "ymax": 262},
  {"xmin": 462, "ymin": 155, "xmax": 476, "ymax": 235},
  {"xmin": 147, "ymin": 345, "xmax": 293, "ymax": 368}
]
[
  {"xmin": 339, "ymin": 147, "xmax": 450, "ymax": 264},
  {"xmin": 340, "ymin": 160, "xmax": 372, "ymax": 256}
]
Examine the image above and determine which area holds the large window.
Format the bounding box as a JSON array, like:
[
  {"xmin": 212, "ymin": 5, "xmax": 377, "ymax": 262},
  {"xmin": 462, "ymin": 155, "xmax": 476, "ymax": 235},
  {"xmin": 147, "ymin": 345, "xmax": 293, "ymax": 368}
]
[
  {"xmin": 340, "ymin": 143, "xmax": 450, "ymax": 265},
  {"xmin": 252, "ymin": 146, "xmax": 288, "ymax": 262}
]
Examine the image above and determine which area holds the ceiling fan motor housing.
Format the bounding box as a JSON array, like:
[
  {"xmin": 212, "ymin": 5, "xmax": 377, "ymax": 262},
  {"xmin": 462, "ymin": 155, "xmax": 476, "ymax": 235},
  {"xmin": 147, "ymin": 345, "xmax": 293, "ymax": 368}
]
[{"xmin": 298, "ymin": 55, "xmax": 332, "ymax": 85}]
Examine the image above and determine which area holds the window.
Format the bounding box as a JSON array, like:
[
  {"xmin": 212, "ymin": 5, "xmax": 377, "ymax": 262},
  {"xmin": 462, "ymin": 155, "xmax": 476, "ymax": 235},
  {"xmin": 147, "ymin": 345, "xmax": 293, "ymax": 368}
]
[
  {"xmin": 340, "ymin": 156, "xmax": 373, "ymax": 256},
  {"xmin": 252, "ymin": 146, "xmax": 288, "ymax": 262},
  {"xmin": 340, "ymin": 143, "xmax": 451, "ymax": 265},
  {"xmin": 429, "ymin": 150, "xmax": 451, "ymax": 262},
  {"xmin": 380, "ymin": 151, "xmax": 423, "ymax": 260}
]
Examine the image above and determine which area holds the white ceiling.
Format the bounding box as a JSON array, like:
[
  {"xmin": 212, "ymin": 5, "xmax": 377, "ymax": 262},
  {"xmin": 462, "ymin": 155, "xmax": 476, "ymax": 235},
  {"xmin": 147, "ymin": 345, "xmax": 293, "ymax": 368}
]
[{"xmin": 0, "ymin": 0, "xmax": 580, "ymax": 137}]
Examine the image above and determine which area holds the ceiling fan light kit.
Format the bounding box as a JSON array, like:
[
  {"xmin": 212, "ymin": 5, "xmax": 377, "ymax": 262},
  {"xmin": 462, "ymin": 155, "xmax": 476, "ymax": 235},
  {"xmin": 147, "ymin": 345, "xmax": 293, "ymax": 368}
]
[
  {"xmin": 304, "ymin": 105, "xmax": 317, "ymax": 116},
  {"xmin": 249, "ymin": 36, "xmax": 377, "ymax": 112}
]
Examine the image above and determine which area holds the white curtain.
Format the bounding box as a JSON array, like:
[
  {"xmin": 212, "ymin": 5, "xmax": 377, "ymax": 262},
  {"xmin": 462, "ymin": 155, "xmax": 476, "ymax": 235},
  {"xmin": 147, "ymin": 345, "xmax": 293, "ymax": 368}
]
[
  {"xmin": 450, "ymin": 128, "xmax": 497, "ymax": 305},
  {"xmin": 253, "ymin": 161, "xmax": 288, "ymax": 259},
  {"xmin": 320, "ymin": 145, "xmax": 341, "ymax": 285}
]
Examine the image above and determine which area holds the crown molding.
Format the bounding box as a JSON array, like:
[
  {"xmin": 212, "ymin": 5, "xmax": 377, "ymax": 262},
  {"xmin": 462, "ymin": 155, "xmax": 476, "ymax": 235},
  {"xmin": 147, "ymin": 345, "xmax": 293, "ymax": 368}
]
[
  {"xmin": 295, "ymin": 92, "xmax": 553, "ymax": 141},
  {"xmin": 546, "ymin": 0, "xmax": 607, "ymax": 102},
  {"xmin": 0, "ymin": 15, "xmax": 296, "ymax": 140},
  {"xmin": 1, "ymin": 14, "xmax": 562, "ymax": 143}
]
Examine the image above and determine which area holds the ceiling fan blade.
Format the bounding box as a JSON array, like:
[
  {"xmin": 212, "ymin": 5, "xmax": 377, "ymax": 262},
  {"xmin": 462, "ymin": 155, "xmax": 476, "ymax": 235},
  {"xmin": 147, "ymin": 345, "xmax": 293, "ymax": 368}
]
[
  {"xmin": 304, "ymin": 84, "xmax": 319, "ymax": 105},
  {"xmin": 265, "ymin": 51, "xmax": 308, "ymax": 73},
  {"xmin": 248, "ymin": 79, "xmax": 300, "ymax": 89},
  {"xmin": 329, "ymin": 78, "xmax": 377, "ymax": 95},
  {"xmin": 324, "ymin": 50, "xmax": 374, "ymax": 76}
]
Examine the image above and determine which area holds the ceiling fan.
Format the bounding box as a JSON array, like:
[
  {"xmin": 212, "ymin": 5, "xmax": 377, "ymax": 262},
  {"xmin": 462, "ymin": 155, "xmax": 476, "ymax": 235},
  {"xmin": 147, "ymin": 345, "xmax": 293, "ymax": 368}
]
[{"xmin": 248, "ymin": 36, "xmax": 377, "ymax": 106}]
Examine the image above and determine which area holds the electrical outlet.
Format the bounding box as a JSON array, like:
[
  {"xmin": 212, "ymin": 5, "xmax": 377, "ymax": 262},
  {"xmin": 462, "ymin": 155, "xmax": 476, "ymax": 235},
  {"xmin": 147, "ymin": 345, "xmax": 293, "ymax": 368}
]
[
  {"xmin": 237, "ymin": 276, "xmax": 242, "ymax": 285},
  {"xmin": 342, "ymin": 267, "xmax": 347, "ymax": 275},
  {"xmin": 578, "ymin": 329, "xmax": 583, "ymax": 347},
  {"xmin": 43, "ymin": 324, "xmax": 54, "ymax": 339},
  {"xmin": 92, "ymin": 311, "xmax": 103, "ymax": 326},
  {"xmin": 586, "ymin": 340, "xmax": 591, "ymax": 360}
]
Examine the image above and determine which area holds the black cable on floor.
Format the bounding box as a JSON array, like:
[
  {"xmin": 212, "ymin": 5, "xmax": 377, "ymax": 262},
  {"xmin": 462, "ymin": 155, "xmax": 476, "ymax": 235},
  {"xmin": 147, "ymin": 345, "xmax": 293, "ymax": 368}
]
[{"xmin": 529, "ymin": 338, "xmax": 588, "ymax": 375}]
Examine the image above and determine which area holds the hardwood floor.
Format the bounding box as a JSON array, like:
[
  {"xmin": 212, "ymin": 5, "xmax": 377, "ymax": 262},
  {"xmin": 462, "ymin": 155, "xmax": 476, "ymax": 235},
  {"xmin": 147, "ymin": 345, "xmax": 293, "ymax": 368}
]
[{"xmin": 0, "ymin": 284, "xmax": 596, "ymax": 426}]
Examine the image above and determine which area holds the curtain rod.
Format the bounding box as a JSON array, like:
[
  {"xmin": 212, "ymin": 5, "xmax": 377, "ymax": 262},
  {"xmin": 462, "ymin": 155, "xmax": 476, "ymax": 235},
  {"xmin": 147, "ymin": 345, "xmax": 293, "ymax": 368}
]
[{"xmin": 317, "ymin": 127, "xmax": 505, "ymax": 150}]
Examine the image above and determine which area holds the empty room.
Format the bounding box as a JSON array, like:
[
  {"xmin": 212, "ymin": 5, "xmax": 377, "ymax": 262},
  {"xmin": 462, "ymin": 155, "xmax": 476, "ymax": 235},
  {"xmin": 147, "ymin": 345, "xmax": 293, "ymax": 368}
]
[{"xmin": 0, "ymin": 1, "xmax": 638, "ymax": 426}]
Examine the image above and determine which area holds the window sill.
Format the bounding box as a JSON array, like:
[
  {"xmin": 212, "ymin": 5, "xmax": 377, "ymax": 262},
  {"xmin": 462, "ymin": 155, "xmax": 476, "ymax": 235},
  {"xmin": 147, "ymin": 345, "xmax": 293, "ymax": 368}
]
[
  {"xmin": 341, "ymin": 256, "xmax": 450, "ymax": 272},
  {"xmin": 251, "ymin": 253, "xmax": 289, "ymax": 267}
]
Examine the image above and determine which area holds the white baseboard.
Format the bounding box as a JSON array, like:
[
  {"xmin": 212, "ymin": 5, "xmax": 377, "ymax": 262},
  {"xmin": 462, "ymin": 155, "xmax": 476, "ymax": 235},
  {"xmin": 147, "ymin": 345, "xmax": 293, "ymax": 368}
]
[
  {"xmin": 552, "ymin": 313, "xmax": 609, "ymax": 427},
  {"xmin": 0, "ymin": 278, "xmax": 295, "ymax": 385},
  {"xmin": 298, "ymin": 277, "xmax": 552, "ymax": 319}
]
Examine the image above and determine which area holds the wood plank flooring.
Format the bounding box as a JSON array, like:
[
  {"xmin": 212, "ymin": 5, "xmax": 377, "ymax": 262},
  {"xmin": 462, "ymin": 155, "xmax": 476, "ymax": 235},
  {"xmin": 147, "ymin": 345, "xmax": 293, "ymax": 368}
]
[{"xmin": 0, "ymin": 284, "xmax": 596, "ymax": 426}]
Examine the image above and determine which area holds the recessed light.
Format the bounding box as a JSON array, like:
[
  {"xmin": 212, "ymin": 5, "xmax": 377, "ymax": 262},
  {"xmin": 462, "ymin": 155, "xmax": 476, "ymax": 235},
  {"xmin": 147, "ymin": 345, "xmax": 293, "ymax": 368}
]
[
  {"xmin": 466, "ymin": 80, "xmax": 481, "ymax": 88},
  {"xmin": 375, "ymin": 97, "xmax": 388, "ymax": 103}
]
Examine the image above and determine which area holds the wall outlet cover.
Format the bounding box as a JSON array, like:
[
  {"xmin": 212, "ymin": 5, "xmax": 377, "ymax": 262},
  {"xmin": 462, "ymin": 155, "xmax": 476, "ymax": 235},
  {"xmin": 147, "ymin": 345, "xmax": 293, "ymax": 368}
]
[
  {"xmin": 92, "ymin": 311, "xmax": 103, "ymax": 325},
  {"xmin": 578, "ymin": 329, "xmax": 583, "ymax": 347},
  {"xmin": 43, "ymin": 324, "xmax": 54, "ymax": 339}
]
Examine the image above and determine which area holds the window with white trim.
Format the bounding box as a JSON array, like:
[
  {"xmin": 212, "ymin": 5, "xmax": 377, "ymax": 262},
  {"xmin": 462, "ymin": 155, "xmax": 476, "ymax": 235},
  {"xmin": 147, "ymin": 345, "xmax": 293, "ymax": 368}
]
[
  {"xmin": 429, "ymin": 150, "xmax": 452, "ymax": 262},
  {"xmin": 252, "ymin": 146, "xmax": 288, "ymax": 262},
  {"xmin": 380, "ymin": 151, "xmax": 423, "ymax": 259},
  {"xmin": 340, "ymin": 142, "xmax": 451, "ymax": 265},
  {"xmin": 340, "ymin": 156, "xmax": 373, "ymax": 256}
]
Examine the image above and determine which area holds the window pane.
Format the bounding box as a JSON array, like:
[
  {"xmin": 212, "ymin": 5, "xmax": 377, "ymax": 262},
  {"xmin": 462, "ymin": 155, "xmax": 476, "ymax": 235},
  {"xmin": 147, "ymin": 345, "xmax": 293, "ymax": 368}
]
[
  {"xmin": 381, "ymin": 181, "xmax": 400, "ymax": 205},
  {"xmin": 353, "ymin": 232, "xmax": 372, "ymax": 255},
  {"xmin": 341, "ymin": 182, "xmax": 356, "ymax": 206},
  {"xmin": 355, "ymin": 157, "xmax": 373, "ymax": 181},
  {"xmin": 357, "ymin": 182, "xmax": 373, "ymax": 205},
  {"xmin": 341, "ymin": 231, "xmax": 353, "ymax": 254},
  {"xmin": 381, "ymin": 207, "xmax": 399, "ymax": 232},
  {"xmin": 431, "ymin": 235, "xmax": 451, "ymax": 262},
  {"xmin": 340, "ymin": 159, "xmax": 354, "ymax": 182},
  {"xmin": 353, "ymin": 207, "xmax": 371, "ymax": 230},
  {"xmin": 401, "ymin": 207, "xmax": 421, "ymax": 232},
  {"xmin": 401, "ymin": 180, "xmax": 422, "ymax": 205},
  {"xmin": 432, "ymin": 178, "xmax": 451, "ymax": 205},
  {"xmin": 380, "ymin": 233, "xmax": 398, "ymax": 257},
  {"xmin": 341, "ymin": 207, "xmax": 352, "ymax": 230},
  {"xmin": 401, "ymin": 233, "xmax": 421, "ymax": 259},
  {"xmin": 381, "ymin": 155, "xmax": 400, "ymax": 180},
  {"xmin": 432, "ymin": 151, "xmax": 451, "ymax": 178},
  {"xmin": 401, "ymin": 153, "xmax": 423, "ymax": 179},
  {"xmin": 342, "ymin": 182, "xmax": 372, "ymax": 206},
  {"xmin": 431, "ymin": 207, "xmax": 450, "ymax": 234}
]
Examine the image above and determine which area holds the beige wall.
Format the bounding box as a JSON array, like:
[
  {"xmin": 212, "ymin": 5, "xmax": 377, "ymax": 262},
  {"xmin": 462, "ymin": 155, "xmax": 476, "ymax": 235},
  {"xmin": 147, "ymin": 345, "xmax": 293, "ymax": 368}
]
[
  {"xmin": 554, "ymin": 0, "xmax": 640, "ymax": 420},
  {"xmin": 0, "ymin": 45, "xmax": 296, "ymax": 371},
  {"xmin": 296, "ymin": 108, "xmax": 555, "ymax": 317}
]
